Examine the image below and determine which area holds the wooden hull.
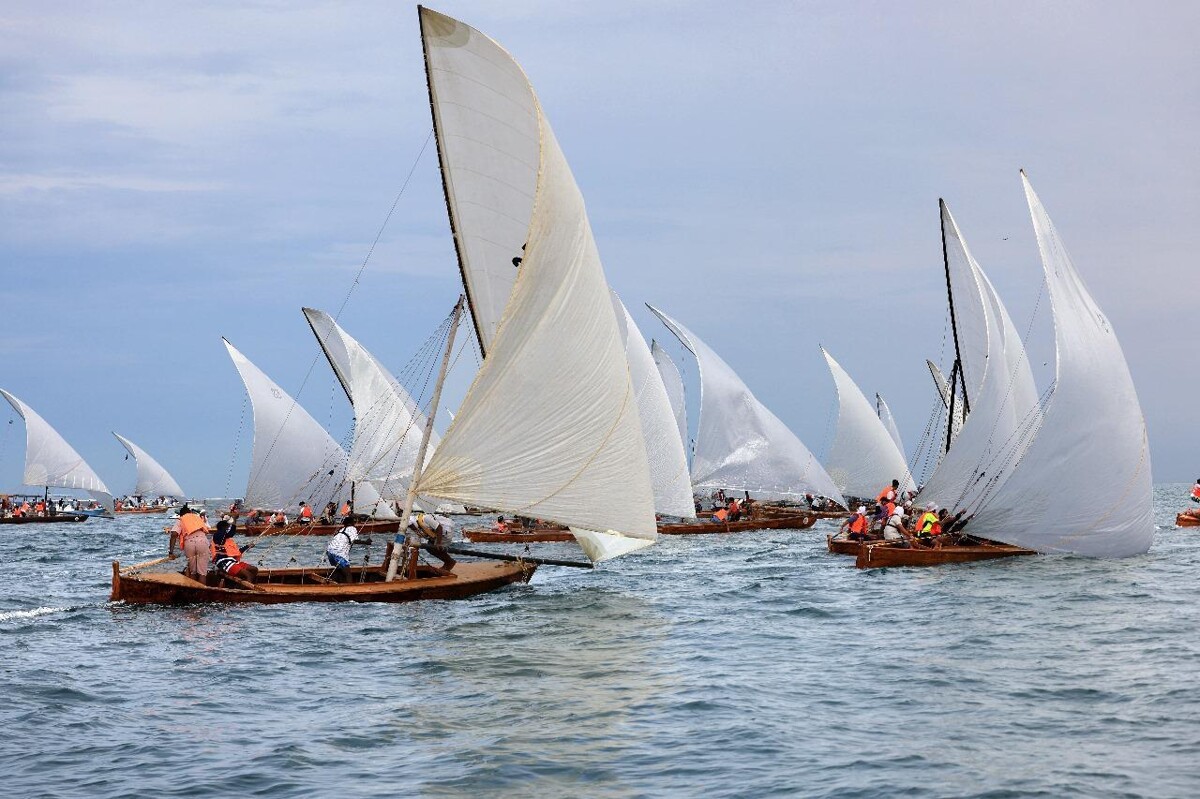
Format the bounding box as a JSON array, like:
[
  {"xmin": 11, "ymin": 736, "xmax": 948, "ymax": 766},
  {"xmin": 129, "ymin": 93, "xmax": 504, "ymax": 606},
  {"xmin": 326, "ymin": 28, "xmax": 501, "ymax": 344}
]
[
  {"xmin": 464, "ymin": 527, "xmax": 574, "ymax": 543},
  {"xmin": 1176, "ymin": 512, "xmax": 1200, "ymax": 528},
  {"xmin": 111, "ymin": 559, "xmax": 535, "ymax": 605},
  {"xmin": 238, "ymin": 519, "xmax": 402, "ymax": 537},
  {"xmin": 115, "ymin": 507, "xmax": 170, "ymax": 515},
  {"xmin": 854, "ymin": 539, "xmax": 1036, "ymax": 569},
  {"xmin": 657, "ymin": 513, "xmax": 817, "ymax": 536},
  {"xmin": 758, "ymin": 505, "xmax": 845, "ymax": 520},
  {"xmin": 827, "ymin": 534, "xmax": 867, "ymax": 555},
  {"xmin": 0, "ymin": 514, "xmax": 89, "ymax": 525}
]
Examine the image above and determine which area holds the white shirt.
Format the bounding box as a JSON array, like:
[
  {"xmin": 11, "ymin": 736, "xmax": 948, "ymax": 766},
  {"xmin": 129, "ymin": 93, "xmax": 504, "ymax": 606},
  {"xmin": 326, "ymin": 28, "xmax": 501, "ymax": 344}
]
[{"xmin": 326, "ymin": 525, "xmax": 359, "ymax": 560}]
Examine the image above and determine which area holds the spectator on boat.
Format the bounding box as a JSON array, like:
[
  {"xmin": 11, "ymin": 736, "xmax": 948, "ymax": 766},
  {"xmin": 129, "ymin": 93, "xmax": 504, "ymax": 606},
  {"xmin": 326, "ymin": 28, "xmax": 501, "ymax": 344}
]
[
  {"xmin": 298, "ymin": 502, "xmax": 314, "ymax": 524},
  {"xmin": 326, "ymin": 517, "xmax": 369, "ymax": 583},
  {"xmin": 841, "ymin": 506, "xmax": 872, "ymax": 541},
  {"xmin": 175, "ymin": 507, "xmax": 211, "ymax": 580},
  {"xmin": 210, "ymin": 521, "xmax": 258, "ymax": 586},
  {"xmin": 408, "ymin": 512, "xmax": 457, "ymax": 574}
]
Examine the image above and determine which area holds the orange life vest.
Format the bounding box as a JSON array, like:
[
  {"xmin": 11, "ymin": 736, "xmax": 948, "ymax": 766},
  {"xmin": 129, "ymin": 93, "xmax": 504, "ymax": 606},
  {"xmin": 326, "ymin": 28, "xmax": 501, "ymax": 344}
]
[
  {"xmin": 34, "ymin": 501, "xmax": 45, "ymax": 513},
  {"xmin": 339, "ymin": 503, "xmax": 350, "ymax": 516},
  {"xmin": 713, "ymin": 508, "xmax": 729, "ymax": 522},
  {"xmin": 1192, "ymin": 484, "xmax": 1200, "ymax": 500},
  {"xmin": 178, "ymin": 513, "xmax": 208, "ymax": 543},
  {"xmin": 918, "ymin": 511, "xmax": 939, "ymax": 535},
  {"xmin": 849, "ymin": 514, "xmax": 868, "ymax": 534},
  {"xmin": 271, "ymin": 512, "xmax": 285, "ymax": 524},
  {"xmin": 210, "ymin": 538, "xmax": 241, "ymax": 560},
  {"xmin": 877, "ymin": 486, "xmax": 895, "ymax": 503},
  {"xmin": 300, "ymin": 506, "xmax": 313, "ymax": 519}
]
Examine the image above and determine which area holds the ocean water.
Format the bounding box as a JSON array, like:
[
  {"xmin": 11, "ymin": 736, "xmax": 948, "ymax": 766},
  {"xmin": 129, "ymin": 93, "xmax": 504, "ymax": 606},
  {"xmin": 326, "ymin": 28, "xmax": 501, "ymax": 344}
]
[{"xmin": 2, "ymin": 485, "xmax": 1198, "ymax": 798}]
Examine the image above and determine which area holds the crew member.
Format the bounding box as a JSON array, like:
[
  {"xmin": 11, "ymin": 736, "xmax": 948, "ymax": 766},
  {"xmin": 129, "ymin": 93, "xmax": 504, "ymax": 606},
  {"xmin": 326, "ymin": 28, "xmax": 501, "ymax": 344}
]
[
  {"xmin": 175, "ymin": 506, "xmax": 211, "ymax": 580},
  {"xmin": 841, "ymin": 506, "xmax": 871, "ymax": 541},
  {"xmin": 877, "ymin": 479, "xmax": 901, "ymax": 505},
  {"xmin": 1192, "ymin": 479, "xmax": 1200, "ymax": 503},
  {"xmin": 408, "ymin": 512, "xmax": 457, "ymax": 574},
  {"xmin": 210, "ymin": 521, "xmax": 258, "ymax": 585},
  {"xmin": 298, "ymin": 502, "xmax": 314, "ymax": 524},
  {"xmin": 325, "ymin": 517, "xmax": 369, "ymax": 583}
]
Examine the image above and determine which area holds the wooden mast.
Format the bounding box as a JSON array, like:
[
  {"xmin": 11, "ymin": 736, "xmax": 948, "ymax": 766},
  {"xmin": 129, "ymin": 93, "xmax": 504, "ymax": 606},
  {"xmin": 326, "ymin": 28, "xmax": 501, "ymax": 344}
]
[
  {"xmin": 385, "ymin": 295, "xmax": 464, "ymax": 582},
  {"xmin": 939, "ymin": 198, "xmax": 969, "ymax": 451}
]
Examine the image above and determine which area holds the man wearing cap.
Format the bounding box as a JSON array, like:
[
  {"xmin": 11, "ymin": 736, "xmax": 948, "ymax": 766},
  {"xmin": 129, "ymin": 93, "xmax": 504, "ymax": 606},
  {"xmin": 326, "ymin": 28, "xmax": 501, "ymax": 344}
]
[
  {"xmin": 914, "ymin": 503, "xmax": 940, "ymax": 545},
  {"xmin": 408, "ymin": 512, "xmax": 458, "ymax": 575}
]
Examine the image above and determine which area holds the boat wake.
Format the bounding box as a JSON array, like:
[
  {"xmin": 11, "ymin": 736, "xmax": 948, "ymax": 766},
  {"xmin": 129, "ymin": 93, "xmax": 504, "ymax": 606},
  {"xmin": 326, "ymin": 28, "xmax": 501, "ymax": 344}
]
[{"xmin": 0, "ymin": 605, "xmax": 77, "ymax": 623}]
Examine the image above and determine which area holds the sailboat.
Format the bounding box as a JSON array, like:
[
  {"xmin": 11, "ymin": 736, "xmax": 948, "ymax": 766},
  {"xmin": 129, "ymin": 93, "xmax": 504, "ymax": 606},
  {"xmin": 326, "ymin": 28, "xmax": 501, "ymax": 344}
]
[
  {"xmin": 111, "ymin": 433, "xmax": 185, "ymax": 513},
  {"xmin": 112, "ymin": 5, "xmax": 657, "ymax": 602},
  {"xmin": 647, "ymin": 306, "xmax": 842, "ymax": 534},
  {"xmin": 856, "ymin": 174, "xmax": 1152, "ymax": 568},
  {"xmin": 1, "ymin": 388, "xmax": 111, "ymax": 524}
]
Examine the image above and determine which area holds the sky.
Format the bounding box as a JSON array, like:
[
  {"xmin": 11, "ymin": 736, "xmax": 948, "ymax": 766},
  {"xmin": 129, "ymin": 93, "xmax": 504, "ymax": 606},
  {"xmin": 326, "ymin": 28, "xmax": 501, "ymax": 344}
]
[{"xmin": 0, "ymin": 0, "xmax": 1196, "ymax": 498}]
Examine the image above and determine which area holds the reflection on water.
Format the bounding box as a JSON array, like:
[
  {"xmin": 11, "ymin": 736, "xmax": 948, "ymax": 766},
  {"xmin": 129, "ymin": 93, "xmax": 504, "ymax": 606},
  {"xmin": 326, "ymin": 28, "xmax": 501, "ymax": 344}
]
[{"xmin": 0, "ymin": 486, "xmax": 1198, "ymax": 797}]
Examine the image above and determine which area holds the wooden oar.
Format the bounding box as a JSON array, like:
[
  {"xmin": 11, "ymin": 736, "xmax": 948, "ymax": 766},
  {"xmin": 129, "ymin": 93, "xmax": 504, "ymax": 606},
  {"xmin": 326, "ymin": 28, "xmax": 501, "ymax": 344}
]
[{"xmin": 122, "ymin": 554, "xmax": 177, "ymax": 572}]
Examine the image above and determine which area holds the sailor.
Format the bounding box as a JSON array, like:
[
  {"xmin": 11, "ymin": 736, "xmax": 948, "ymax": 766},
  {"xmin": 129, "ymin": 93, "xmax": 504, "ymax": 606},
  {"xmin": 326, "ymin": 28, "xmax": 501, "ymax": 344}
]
[
  {"xmin": 338, "ymin": 500, "xmax": 351, "ymax": 518},
  {"xmin": 841, "ymin": 506, "xmax": 871, "ymax": 541},
  {"xmin": 882, "ymin": 503, "xmax": 909, "ymax": 541},
  {"xmin": 175, "ymin": 506, "xmax": 211, "ymax": 580},
  {"xmin": 408, "ymin": 512, "xmax": 458, "ymax": 574},
  {"xmin": 493, "ymin": 515, "xmax": 509, "ymax": 533},
  {"xmin": 914, "ymin": 503, "xmax": 940, "ymax": 545},
  {"xmin": 210, "ymin": 521, "xmax": 258, "ymax": 585},
  {"xmin": 298, "ymin": 501, "xmax": 314, "ymax": 524},
  {"xmin": 877, "ymin": 479, "xmax": 901, "ymax": 505},
  {"xmin": 325, "ymin": 517, "xmax": 369, "ymax": 583},
  {"xmin": 270, "ymin": 510, "xmax": 288, "ymax": 526},
  {"xmin": 1192, "ymin": 479, "xmax": 1200, "ymax": 503},
  {"xmin": 712, "ymin": 506, "xmax": 729, "ymax": 523}
]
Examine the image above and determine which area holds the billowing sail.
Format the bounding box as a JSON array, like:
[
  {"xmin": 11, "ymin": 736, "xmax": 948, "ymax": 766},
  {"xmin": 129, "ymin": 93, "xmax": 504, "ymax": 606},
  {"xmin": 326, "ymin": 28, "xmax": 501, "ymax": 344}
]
[
  {"xmin": 651, "ymin": 340, "xmax": 689, "ymax": 458},
  {"xmin": 647, "ymin": 306, "xmax": 845, "ymax": 506},
  {"xmin": 968, "ymin": 174, "xmax": 1153, "ymax": 556},
  {"xmin": 614, "ymin": 295, "xmax": 695, "ymax": 518},
  {"xmin": 223, "ymin": 339, "xmax": 383, "ymax": 514},
  {"xmin": 112, "ymin": 433, "xmax": 185, "ymax": 499},
  {"xmin": 821, "ymin": 348, "xmax": 914, "ymax": 499},
  {"xmin": 0, "ymin": 388, "xmax": 112, "ymax": 508},
  {"xmin": 303, "ymin": 308, "xmax": 437, "ymax": 503},
  {"xmin": 917, "ymin": 202, "xmax": 1039, "ymax": 513},
  {"xmin": 415, "ymin": 8, "xmax": 657, "ymax": 562},
  {"xmin": 926, "ymin": 359, "xmax": 965, "ymax": 445},
  {"xmin": 421, "ymin": 5, "xmax": 539, "ymax": 356},
  {"xmin": 876, "ymin": 394, "xmax": 905, "ymax": 458}
]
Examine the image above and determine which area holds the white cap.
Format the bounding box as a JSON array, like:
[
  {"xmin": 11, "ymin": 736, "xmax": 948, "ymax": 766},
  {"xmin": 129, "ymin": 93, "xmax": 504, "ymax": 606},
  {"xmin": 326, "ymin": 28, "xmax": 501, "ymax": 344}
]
[
  {"xmin": 925, "ymin": 502, "xmax": 937, "ymax": 511},
  {"xmin": 857, "ymin": 505, "xmax": 867, "ymax": 515}
]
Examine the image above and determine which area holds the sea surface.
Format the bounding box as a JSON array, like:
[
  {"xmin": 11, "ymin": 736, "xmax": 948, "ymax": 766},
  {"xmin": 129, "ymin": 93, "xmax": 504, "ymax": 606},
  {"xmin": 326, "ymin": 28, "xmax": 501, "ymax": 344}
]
[{"xmin": 2, "ymin": 485, "xmax": 1198, "ymax": 798}]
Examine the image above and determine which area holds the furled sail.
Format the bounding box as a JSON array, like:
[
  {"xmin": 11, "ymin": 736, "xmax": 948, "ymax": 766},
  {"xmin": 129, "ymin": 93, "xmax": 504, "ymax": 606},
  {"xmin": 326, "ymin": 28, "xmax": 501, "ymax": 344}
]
[
  {"xmin": 0, "ymin": 388, "xmax": 112, "ymax": 508},
  {"xmin": 303, "ymin": 308, "xmax": 436, "ymax": 504},
  {"xmin": 820, "ymin": 348, "xmax": 914, "ymax": 499},
  {"xmin": 420, "ymin": 5, "xmax": 539, "ymax": 356},
  {"xmin": 876, "ymin": 394, "xmax": 905, "ymax": 459},
  {"xmin": 415, "ymin": 8, "xmax": 657, "ymax": 563},
  {"xmin": 223, "ymin": 339, "xmax": 384, "ymax": 514},
  {"xmin": 967, "ymin": 174, "xmax": 1153, "ymax": 556},
  {"xmin": 647, "ymin": 306, "xmax": 846, "ymax": 506},
  {"xmin": 614, "ymin": 295, "xmax": 695, "ymax": 518},
  {"xmin": 916, "ymin": 202, "xmax": 1039, "ymax": 513},
  {"xmin": 651, "ymin": 339, "xmax": 689, "ymax": 459},
  {"xmin": 112, "ymin": 433, "xmax": 185, "ymax": 499}
]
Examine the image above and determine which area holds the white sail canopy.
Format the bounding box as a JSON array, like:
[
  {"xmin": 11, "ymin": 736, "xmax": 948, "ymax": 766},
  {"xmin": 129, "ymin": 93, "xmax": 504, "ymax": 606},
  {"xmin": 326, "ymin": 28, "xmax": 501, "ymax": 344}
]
[
  {"xmin": 614, "ymin": 295, "xmax": 695, "ymax": 518},
  {"xmin": 876, "ymin": 394, "xmax": 905, "ymax": 458},
  {"xmin": 112, "ymin": 433, "xmax": 185, "ymax": 499},
  {"xmin": 917, "ymin": 202, "xmax": 1039, "ymax": 513},
  {"xmin": 420, "ymin": 5, "xmax": 539, "ymax": 356},
  {"xmin": 223, "ymin": 339, "xmax": 383, "ymax": 514},
  {"xmin": 967, "ymin": 174, "xmax": 1153, "ymax": 556},
  {"xmin": 651, "ymin": 339, "xmax": 689, "ymax": 459},
  {"xmin": 415, "ymin": 8, "xmax": 657, "ymax": 562},
  {"xmin": 926, "ymin": 359, "xmax": 965, "ymax": 447},
  {"xmin": 821, "ymin": 348, "xmax": 914, "ymax": 499},
  {"xmin": 0, "ymin": 388, "xmax": 112, "ymax": 507},
  {"xmin": 303, "ymin": 308, "xmax": 437, "ymax": 502},
  {"xmin": 647, "ymin": 306, "xmax": 846, "ymax": 506}
]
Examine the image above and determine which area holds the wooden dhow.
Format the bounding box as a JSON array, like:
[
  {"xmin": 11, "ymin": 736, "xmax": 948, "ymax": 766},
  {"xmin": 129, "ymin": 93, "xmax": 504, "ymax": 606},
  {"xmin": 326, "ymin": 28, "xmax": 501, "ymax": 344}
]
[
  {"xmin": 853, "ymin": 538, "xmax": 1036, "ymax": 569},
  {"xmin": 657, "ymin": 513, "xmax": 817, "ymax": 536}
]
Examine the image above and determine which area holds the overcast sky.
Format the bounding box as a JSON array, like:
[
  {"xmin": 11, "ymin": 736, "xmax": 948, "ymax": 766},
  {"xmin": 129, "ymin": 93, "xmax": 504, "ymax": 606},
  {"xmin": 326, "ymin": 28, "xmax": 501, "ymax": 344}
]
[{"xmin": 1, "ymin": 0, "xmax": 1195, "ymax": 497}]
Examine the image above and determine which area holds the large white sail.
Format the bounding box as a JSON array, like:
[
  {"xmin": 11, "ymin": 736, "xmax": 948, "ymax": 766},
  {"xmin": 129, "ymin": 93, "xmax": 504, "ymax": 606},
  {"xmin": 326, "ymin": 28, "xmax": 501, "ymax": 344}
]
[
  {"xmin": 967, "ymin": 174, "xmax": 1153, "ymax": 556},
  {"xmin": 415, "ymin": 8, "xmax": 657, "ymax": 562},
  {"xmin": 651, "ymin": 340, "xmax": 689, "ymax": 459},
  {"xmin": 0, "ymin": 388, "xmax": 112, "ymax": 507},
  {"xmin": 926, "ymin": 359, "xmax": 965, "ymax": 446},
  {"xmin": 420, "ymin": 5, "xmax": 539, "ymax": 356},
  {"xmin": 917, "ymin": 202, "xmax": 1039, "ymax": 513},
  {"xmin": 223, "ymin": 339, "xmax": 384, "ymax": 514},
  {"xmin": 647, "ymin": 306, "xmax": 846, "ymax": 506},
  {"xmin": 302, "ymin": 308, "xmax": 436, "ymax": 504},
  {"xmin": 112, "ymin": 433, "xmax": 185, "ymax": 499},
  {"xmin": 876, "ymin": 394, "xmax": 905, "ymax": 458},
  {"xmin": 614, "ymin": 295, "xmax": 695, "ymax": 519},
  {"xmin": 821, "ymin": 348, "xmax": 914, "ymax": 499}
]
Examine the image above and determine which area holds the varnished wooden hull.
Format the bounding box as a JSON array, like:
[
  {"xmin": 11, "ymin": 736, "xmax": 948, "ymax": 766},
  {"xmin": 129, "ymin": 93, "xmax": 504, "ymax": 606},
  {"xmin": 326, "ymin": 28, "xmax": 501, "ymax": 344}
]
[
  {"xmin": 115, "ymin": 507, "xmax": 170, "ymax": 515},
  {"xmin": 0, "ymin": 514, "xmax": 89, "ymax": 524},
  {"xmin": 758, "ymin": 505, "xmax": 845, "ymax": 520},
  {"xmin": 827, "ymin": 534, "xmax": 867, "ymax": 555},
  {"xmin": 110, "ymin": 559, "xmax": 534, "ymax": 605},
  {"xmin": 238, "ymin": 519, "xmax": 402, "ymax": 537},
  {"xmin": 1176, "ymin": 512, "xmax": 1200, "ymax": 528},
  {"xmin": 657, "ymin": 513, "xmax": 817, "ymax": 536},
  {"xmin": 854, "ymin": 539, "xmax": 1036, "ymax": 569},
  {"xmin": 464, "ymin": 527, "xmax": 574, "ymax": 543}
]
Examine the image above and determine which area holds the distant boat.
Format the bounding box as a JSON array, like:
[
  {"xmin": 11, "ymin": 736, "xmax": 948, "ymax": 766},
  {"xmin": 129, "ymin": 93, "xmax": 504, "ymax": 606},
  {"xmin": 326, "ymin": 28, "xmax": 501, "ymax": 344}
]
[
  {"xmin": 111, "ymin": 433, "xmax": 186, "ymax": 513},
  {"xmin": 0, "ymin": 388, "xmax": 111, "ymax": 524},
  {"xmin": 861, "ymin": 174, "xmax": 1153, "ymax": 566}
]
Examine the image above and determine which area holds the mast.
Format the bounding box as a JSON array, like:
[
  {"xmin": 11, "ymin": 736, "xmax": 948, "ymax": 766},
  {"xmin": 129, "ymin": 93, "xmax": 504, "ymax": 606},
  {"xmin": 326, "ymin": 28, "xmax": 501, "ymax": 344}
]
[
  {"xmin": 419, "ymin": 7, "xmax": 486, "ymax": 357},
  {"xmin": 386, "ymin": 295, "xmax": 464, "ymax": 581},
  {"xmin": 939, "ymin": 198, "xmax": 970, "ymax": 449},
  {"xmin": 303, "ymin": 309, "xmax": 353, "ymax": 404}
]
